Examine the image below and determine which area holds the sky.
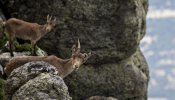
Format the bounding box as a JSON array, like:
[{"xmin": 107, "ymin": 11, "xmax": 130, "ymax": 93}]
[{"xmin": 140, "ymin": 0, "xmax": 175, "ymax": 100}]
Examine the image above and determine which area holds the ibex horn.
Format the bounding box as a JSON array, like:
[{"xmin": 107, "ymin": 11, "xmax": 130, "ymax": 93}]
[
  {"xmin": 47, "ymin": 14, "xmax": 50, "ymax": 21},
  {"xmin": 49, "ymin": 16, "xmax": 52, "ymax": 21},
  {"xmin": 54, "ymin": 18, "xmax": 57, "ymax": 22},
  {"xmin": 76, "ymin": 39, "xmax": 80, "ymax": 53},
  {"xmin": 77, "ymin": 39, "xmax": 80, "ymax": 49}
]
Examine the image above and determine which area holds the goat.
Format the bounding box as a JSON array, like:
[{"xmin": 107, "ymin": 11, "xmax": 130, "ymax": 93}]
[
  {"xmin": 1, "ymin": 15, "xmax": 56, "ymax": 56},
  {"xmin": 4, "ymin": 40, "xmax": 91, "ymax": 78}
]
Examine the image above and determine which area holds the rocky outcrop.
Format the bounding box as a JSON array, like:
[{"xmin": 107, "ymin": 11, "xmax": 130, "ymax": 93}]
[
  {"xmin": 65, "ymin": 48, "xmax": 148, "ymax": 100},
  {"xmin": 3, "ymin": 0, "xmax": 148, "ymax": 64},
  {"xmin": 4, "ymin": 61, "xmax": 71, "ymax": 100},
  {"xmin": 1, "ymin": 0, "xmax": 149, "ymax": 99}
]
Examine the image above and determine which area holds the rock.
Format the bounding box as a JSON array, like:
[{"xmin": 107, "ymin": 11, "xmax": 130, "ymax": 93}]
[
  {"xmin": 4, "ymin": 0, "xmax": 148, "ymax": 64},
  {"xmin": 0, "ymin": 79, "xmax": 5, "ymax": 100},
  {"xmin": 12, "ymin": 73, "xmax": 70, "ymax": 100},
  {"xmin": 0, "ymin": 64, "xmax": 3, "ymax": 77},
  {"xmin": 0, "ymin": 40, "xmax": 48, "ymax": 57},
  {"xmin": 87, "ymin": 96, "xmax": 118, "ymax": 100},
  {"xmin": 5, "ymin": 61, "xmax": 71, "ymax": 100},
  {"xmin": 0, "ymin": 9, "xmax": 5, "ymax": 21},
  {"xmin": 0, "ymin": 9, "xmax": 6, "ymax": 48},
  {"xmin": 64, "ymin": 48, "xmax": 149, "ymax": 100},
  {"xmin": 2, "ymin": 0, "xmax": 149, "ymax": 99}
]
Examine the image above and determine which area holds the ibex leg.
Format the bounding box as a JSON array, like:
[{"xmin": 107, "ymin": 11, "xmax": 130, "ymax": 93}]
[
  {"xmin": 9, "ymin": 36, "xmax": 15, "ymax": 57},
  {"xmin": 31, "ymin": 41, "xmax": 37, "ymax": 56}
]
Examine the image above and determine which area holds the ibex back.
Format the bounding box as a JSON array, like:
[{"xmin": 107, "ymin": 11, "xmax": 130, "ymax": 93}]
[
  {"xmin": 1, "ymin": 15, "xmax": 56, "ymax": 56},
  {"xmin": 5, "ymin": 40, "xmax": 91, "ymax": 78}
]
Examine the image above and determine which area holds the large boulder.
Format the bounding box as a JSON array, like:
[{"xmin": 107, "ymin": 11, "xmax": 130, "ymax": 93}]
[
  {"xmin": 65, "ymin": 48, "xmax": 149, "ymax": 100},
  {"xmin": 1, "ymin": 0, "xmax": 149, "ymax": 99},
  {"xmin": 3, "ymin": 0, "xmax": 148, "ymax": 64},
  {"xmin": 12, "ymin": 73, "xmax": 70, "ymax": 100},
  {"xmin": 4, "ymin": 61, "xmax": 71, "ymax": 100}
]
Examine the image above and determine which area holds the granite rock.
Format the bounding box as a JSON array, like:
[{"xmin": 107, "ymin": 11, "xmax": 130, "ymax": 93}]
[
  {"xmin": 4, "ymin": 61, "xmax": 71, "ymax": 100},
  {"xmin": 3, "ymin": 0, "xmax": 148, "ymax": 64},
  {"xmin": 1, "ymin": 0, "xmax": 149, "ymax": 99}
]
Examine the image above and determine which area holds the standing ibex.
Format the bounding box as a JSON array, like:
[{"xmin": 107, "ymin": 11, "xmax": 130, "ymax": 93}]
[
  {"xmin": 1, "ymin": 15, "xmax": 56, "ymax": 56},
  {"xmin": 5, "ymin": 40, "xmax": 91, "ymax": 78}
]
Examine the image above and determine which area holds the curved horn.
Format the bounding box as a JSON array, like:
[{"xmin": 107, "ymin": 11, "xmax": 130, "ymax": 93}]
[
  {"xmin": 54, "ymin": 18, "xmax": 56, "ymax": 22},
  {"xmin": 76, "ymin": 39, "xmax": 80, "ymax": 53},
  {"xmin": 47, "ymin": 14, "xmax": 50, "ymax": 22},
  {"xmin": 77, "ymin": 39, "xmax": 80, "ymax": 49},
  {"xmin": 49, "ymin": 16, "xmax": 52, "ymax": 21},
  {"xmin": 53, "ymin": 18, "xmax": 57, "ymax": 25}
]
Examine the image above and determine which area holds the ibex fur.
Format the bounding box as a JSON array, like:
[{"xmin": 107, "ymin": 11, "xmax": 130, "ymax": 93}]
[
  {"xmin": 1, "ymin": 15, "xmax": 56, "ymax": 56},
  {"xmin": 5, "ymin": 40, "xmax": 91, "ymax": 78}
]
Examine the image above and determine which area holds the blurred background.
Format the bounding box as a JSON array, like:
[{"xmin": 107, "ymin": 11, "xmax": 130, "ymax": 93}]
[{"xmin": 140, "ymin": 0, "xmax": 175, "ymax": 100}]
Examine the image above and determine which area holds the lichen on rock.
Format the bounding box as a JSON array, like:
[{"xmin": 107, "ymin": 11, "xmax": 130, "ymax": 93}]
[
  {"xmin": 12, "ymin": 73, "xmax": 70, "ymax": 100},
  {"xmin": 4, "ymin": 61, "xmax": 71, "ymax": 100}
]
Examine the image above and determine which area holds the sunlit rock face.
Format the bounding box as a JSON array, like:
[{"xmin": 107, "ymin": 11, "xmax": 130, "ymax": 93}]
[{"xmin": 2, "ymin": 0, "xmax": 149, "ymax": 99}]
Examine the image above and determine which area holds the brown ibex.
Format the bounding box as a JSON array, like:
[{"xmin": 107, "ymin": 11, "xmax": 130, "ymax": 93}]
[
  {"xmin": 5, "ymin": 40, "xmax": 91, "ymax": 78},
  {"xmin": 1, "ymin": 15, "xmax": 56, "ymax": 56}
]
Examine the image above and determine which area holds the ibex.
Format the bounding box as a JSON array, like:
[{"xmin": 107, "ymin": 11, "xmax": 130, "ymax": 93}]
[
  {"xmin": 0, "ymin": 15, "xmax": 56, "ymax": 56},
  {"xmin": 5, "ymin": 40, "xmax": 91, "ymax": 78}
]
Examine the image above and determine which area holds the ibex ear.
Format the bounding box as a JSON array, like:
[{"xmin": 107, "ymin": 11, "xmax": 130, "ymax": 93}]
[
  {"xmin": 71, "ymin": 44, "xmax": 76, "ymax": 54},
  {"xmin": 53, "ymin": 18, "xmax": 57, "ymax": 26},
  {"xmin": 88, "ymin": 52, "xmax": 92, "ymax": 57},
  {"xmin": 84, "ymin": 52, "xmax": 91, "ymax": 59},
  {"xmin": 53, "ymin": 18, "xmax": 57, "ymax": 22},
  {"xmin": 82, "ymin": 52, "xmax": 91, "ymax": 63},
  {"xmin": 49, "ymin": 16, "xmax": 52, "ymax": 21}
]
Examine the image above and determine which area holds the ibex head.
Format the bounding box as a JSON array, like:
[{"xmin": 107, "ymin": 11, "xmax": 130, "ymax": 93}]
[
  {"xmin": 45, "ymin": 15, "xmax": 57, "ymax": 32},
  {"xmin": 71, "ymin": 39, "xmax": 91, "ymax": 70}
]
